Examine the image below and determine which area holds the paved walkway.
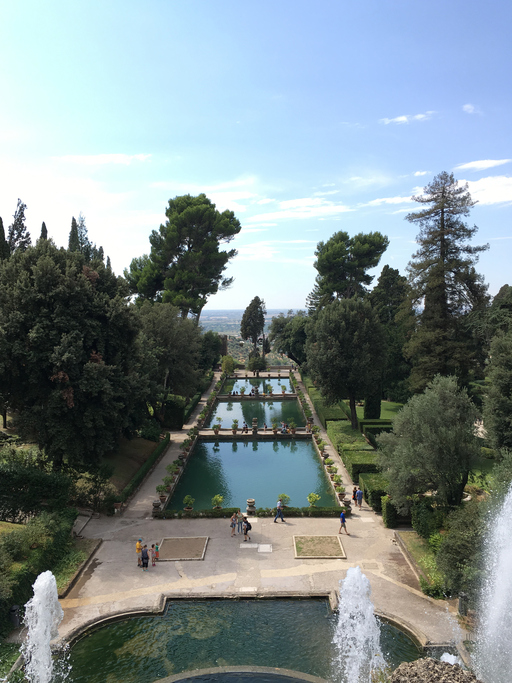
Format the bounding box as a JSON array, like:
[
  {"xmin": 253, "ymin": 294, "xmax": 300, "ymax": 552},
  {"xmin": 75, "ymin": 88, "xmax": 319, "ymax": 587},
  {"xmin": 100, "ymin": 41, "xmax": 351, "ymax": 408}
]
[{"xmin": 58, "ymin": 368, "xmax": 462, "ymax": 651}]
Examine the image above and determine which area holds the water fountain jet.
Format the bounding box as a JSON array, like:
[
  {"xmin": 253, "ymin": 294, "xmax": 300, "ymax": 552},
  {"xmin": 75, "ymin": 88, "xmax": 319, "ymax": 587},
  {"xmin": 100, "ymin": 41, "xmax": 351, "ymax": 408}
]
[
  {"xmin": 474, "ymin": 484, "xmax": 512, "ymax": 683},
  {"xmin": 21, "ymin": 570, "xmax": 64, "ymax": 683},
  {"xmin": 332, "ymin": 566, "xmax": 385, "ymax": 682}
]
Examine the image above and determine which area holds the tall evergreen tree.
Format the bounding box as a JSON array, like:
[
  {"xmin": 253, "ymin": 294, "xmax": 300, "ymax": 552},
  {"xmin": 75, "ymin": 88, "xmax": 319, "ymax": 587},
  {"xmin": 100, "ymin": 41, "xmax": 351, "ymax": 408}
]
[
  {"xmin": 68, "ymin": 217, "xmax": 80, "ymax": 251},
  {"xmin": 0, "ymin": 218, "xmax": 10, "ymax": 260},
  {"xmin": 240, "ymin": 296, "xmax": 266, "ymax": 354},
  {"xmin": 7, "ymin": 199, "xmax": 31, "ymax": 254},
  {"xmin": 483, "ymin": 331, "xmax": 512, "ymax": 451},
  {"xmin": 306, "ymin": 231, "xmax": 389, "ymax": 313},
  {"xmin": 40, "ymin": 222, "xmax": 48, "ymax": 240},
  {"xmin": 370, "ymin": 265, "xmax": 413, "ymax": 402},
  {"xmin": 125, "ymin": 194, "xmax": 241, "ymax": 322},
  {"xmin": 306, "ymin": 298, "xmax": 385, "ymax": 429},
  {"xmin": 405, "ymin": 172, "xmax": 489, "ymax": 392}
]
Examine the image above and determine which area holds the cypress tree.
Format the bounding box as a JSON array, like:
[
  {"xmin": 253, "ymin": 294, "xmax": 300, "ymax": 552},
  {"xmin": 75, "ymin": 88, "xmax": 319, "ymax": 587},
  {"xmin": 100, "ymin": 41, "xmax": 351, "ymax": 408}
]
[
  {"xmin": 0, "ymin": 217, "xmax": 10, "ymax": 260},
  {"xmin": 68, "ymin": 217, "xmax": 80, "ymax": 251},
  {"xmin": 40, "ymin": 222, "xmax": 48, "ymax": 240},
  {"xmin": 405, "ymin": 172, "xmax": 489, "ymax": 392},
  {"xmin": 7, "ymin": 199, "xmax": 31, "ymax": 254}
]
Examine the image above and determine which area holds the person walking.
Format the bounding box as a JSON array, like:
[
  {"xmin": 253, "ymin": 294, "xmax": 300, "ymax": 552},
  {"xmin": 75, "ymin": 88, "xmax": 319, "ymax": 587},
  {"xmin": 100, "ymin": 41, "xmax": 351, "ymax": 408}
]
[
  {"xmin": 136, "ymin": 538, "xmax": 143, "ymax": 567},
  {"xmin": 155, "ymin": 542, "xmax": 159, "ymax": 561},
  {"xmin": 151, "ymin": 544, "xmax": 157, "ymax": 567},
  {"xmin": 274, "ymin": 498, "xmax": 285, "ymax": 523},
  {"xmin": 356, "ymin": 487, "xmax": 363, "ymax": 509},
  {"xmin": 352, "ymin": 486, "xmax": 357, "ymax": 506},
  {"xmin": 243, "ymin": 517, "xmax": 252, "ymax": 541},
  {"xmin": 339, "ymin": 510, "xmax": 350, "ymax": 535},
  {"xmin": 230, "ymin": 512, "xmax": 237, "ymax": 536},
  {"xmin": 236, "ymin": 509, "xmax": 244, "ymax": 534},
  {"xmin": 141, "ymin": 545, "xmax": 150, "ymax": 571}
]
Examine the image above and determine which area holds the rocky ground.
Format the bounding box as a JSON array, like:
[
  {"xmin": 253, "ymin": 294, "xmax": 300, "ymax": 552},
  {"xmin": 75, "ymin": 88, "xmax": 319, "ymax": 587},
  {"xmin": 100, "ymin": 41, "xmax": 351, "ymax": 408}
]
[{"xmin": 390, "ymin": 658, "xmax": 483, "ymax": 683}]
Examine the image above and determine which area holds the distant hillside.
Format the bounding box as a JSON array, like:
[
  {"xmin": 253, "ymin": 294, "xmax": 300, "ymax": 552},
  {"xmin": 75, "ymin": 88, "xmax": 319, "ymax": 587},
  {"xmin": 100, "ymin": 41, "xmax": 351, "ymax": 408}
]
[{"xmin": 200, "ymin": 309, "xmax": 299, "ymax": 336}]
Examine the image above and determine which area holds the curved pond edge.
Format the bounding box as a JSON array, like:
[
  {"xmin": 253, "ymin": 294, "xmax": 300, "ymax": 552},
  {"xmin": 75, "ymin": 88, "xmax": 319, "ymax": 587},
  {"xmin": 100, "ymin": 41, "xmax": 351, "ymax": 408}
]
[
  {"xmin": 151, "ymin": 665, "xmax": 328, "ymax": 683},
  {"xmin": 58, "ymin": 590, "xmax": 448, "ymax": 655}
]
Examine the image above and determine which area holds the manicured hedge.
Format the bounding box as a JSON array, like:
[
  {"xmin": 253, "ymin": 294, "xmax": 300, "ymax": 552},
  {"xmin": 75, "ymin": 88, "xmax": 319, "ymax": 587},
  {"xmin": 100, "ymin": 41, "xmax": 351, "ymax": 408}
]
[
  {"xmin": 120, "ymin": 434, "xmax": 170, "ymax": 502},
  {"xmin": 326, "ymin": 421, "xmax": 368, "ymax": 453},
  {"xmin": 162, "ymin": 396, "xmax": 186, "ymax": 429},
  {"xmin": 381, "ymin": 495, "xmax": 398, "ymax": 528},
  {"xmin": 183, "ymin": 392, "xmax": 202, "ymax": 423},
  {"xmin": 342, "ymin": 450, "xmax": 379, "ymax": 481},
  {"xmin": 0, "ymin": 463, "xmax": 71, "ymax": 523},
  {"xmin": 153, "ymin": 505, "xmax": 351, "ymax": 519},
  {"xmin": 359, "ymin": 472, "xmax": 389, "ymax": 512}
]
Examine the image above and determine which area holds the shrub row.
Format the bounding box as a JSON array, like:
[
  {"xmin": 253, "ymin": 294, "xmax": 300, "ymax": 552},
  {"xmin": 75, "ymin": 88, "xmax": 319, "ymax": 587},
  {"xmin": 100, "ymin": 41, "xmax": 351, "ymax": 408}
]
[
  {"xmin": 326, "ymin": 421, "xmax": 368, "ymax": 452},
  {"xmin": 359, "ymin": 472, "xmax": 388, "ymax": 512},
  {"xmin": 0, "ymin": 463, "xmax": 71, "ymax": 523},
  {"xmin": 120, "ymin": 434, "xmax": 170, "ymax": 502},
  {"xmin": 342, "ymin": 450, "xmax": 379, "ymax": 481},
  {"xmin": 153, "ymin": 505, "xmax": 351, "ymax": 519},
  {"xmin": 0, "ymin": 510, "xmax": 77, "ymax": 634},
  {"xmin": 381, "ymin": 495, "xmax": 398, "ymax": 528}
]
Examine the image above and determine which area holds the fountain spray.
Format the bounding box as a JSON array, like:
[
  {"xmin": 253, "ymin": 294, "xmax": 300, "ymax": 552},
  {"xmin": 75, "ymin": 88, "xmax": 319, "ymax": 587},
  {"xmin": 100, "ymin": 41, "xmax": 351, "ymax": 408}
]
[
  {"xmin": 21, "ymin": 571, "xmax": 64, "ymax": 683},
  {"xmin": 332, "ymin": 566, "xmax": 385, "ymax": 682}
]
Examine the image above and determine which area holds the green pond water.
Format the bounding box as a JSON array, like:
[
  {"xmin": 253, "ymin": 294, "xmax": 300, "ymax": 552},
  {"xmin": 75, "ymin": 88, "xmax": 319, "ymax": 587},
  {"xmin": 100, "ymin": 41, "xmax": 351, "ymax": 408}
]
[
  {"xmin": 64, "ymin": 599, "xmax": 422, "ymax": 683},
  {"xmin": 169, "ymin": 439, "xmax": 334, "ymax": 509},
  {"xmin": 223, "ymin": 378, "xmax": 293, "ymax": 394},
  {"xmin": 206, "ymin": 399, "xmax": 305, "ymax": 429}
]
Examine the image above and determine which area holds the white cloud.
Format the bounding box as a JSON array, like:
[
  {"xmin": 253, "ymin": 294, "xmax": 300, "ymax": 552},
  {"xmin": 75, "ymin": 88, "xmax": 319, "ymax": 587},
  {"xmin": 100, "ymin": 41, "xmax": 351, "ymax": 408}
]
[
  {"xmin": 236, "ymin": 239, "xmax": 316, "ymax": 265},
  {"xmin": 414, "ymin": 171, "xmax": 429, "ymax": 176},
  {"xmin": 465, "ymin": 175, "xmax": 512, "ymax": 205},
  {"xmin": 462, "ymin": 103, "xmax": 482, "ymax": 114},
  {"xmin": 363, "ymin": 195, "xmax": 414, "ymax": 207},
  {"xmin": 240, "ymin": 228, "xmax": 269, "ymax": 234},
  {"xmin": 380, "ymin": 111, "xmax": 435, "ymax": 125},
  {"xmin": 246, "ymin": 196, "xmax": 352, "ymax": 222},
  {"xmin": 54, "ymin": 153, "xmax": 151, "ymax": 165},
  {"xmin": 455, "ymin": 159, "xmax": 512, "ymax": 172},
  {"xmin": 256, "ymin": 198, "xmax": 275, "ymax": 205},
  {"xmin": 313, "ymin": 190, "xmax": 340, "ymax": 196}
]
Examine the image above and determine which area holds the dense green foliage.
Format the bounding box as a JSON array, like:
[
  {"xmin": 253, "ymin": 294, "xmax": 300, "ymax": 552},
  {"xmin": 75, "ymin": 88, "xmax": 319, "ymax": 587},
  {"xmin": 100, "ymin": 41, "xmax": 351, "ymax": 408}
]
[
  {"xmin": 0, "ymin": 461, "xmax": 71, "ymax": 522},
  {"xmin": 483, "ymin": 331, "xmax": 512, "ymax": 450},
  {"xmin": 120, "ymin": 434, "xmax": 170, "ymax": 502},
  {"xmin": 359, "ymin": 472, "xmax": 388, "ymax": 512},
  {"xmin": 370, "ymin": 265, "xmax": 412, "ymax": 402},
  {"xmin": 0, "ymin": 239, "xmax": 147, "ymax": 469},
  {"xmin": 405, "ymin": 172, "xmax": 489, "ymax": 393},
  {"xmin": 306, "ymin": 230, "xmax": 388, "ymax": 312},
  {"xmin": 0, "ymin": 511, "xmax": 76, "ymax": 634},
  {"xmin": 137, "ymin": 301, "xmax": 201, "ymax": 423},
  {"xmin": 306, "ymin": 298, "xmax": 385, "ymax": 428},
  {"xmin": 240, "ymin": 296, "xmax": 266, "ymax": 353},
  {"xmin": 268, "ymin": 310, "xmax": 308, "ymax": 365},
  {"xmin": 379, "ymin": 375, "xmax": 480, "ymax": 512},
  {"xmin": 125, "ymin": 194, "xmax": 241, "ymax": 321}
]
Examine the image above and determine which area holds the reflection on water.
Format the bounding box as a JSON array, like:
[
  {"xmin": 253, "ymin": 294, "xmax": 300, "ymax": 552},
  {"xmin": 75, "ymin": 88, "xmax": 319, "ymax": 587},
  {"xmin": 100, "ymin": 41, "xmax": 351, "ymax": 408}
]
[
  {"xmin": 64, "ymin": 600, "xmax": 422, "ymax": 683},
  {"xmin": 224, "ymin": 378, "xmax": 293, "ymax": 394},
  {"xmin": 169, "ymin": 439, "xmax": 334, "ymax": 509},
  {"xmin": 206, "ymin": 399, "xmax": 305, "ymax": 428}
]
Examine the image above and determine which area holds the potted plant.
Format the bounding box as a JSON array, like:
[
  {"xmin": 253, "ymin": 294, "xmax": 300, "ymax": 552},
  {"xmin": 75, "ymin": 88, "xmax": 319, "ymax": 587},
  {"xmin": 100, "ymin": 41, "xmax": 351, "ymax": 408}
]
[
  {"xmin": 214, "ymin": 417, "xmax": 222, "ymax": 435},
  {"xmin": 163, "ymin": 476, "xmax": 174, "ymax": 492},
  {"xmin": 317, "ymin": 440, "xmax": 326, "ymax": 454},
  {"xmin": 183, "ymin": 494, "xmax": 195, "ymax": 511},
  {"xmin": 267, "ymin": 383, "xmax": 273, "ymax": 396},
  {"xmin": 182, "ymin": 438, "xmax": 192, "ymax": 452},
  {"xmin": 307, "ymin": 492, "xmax": 321, "ymax": 507},
  {"xmin": 333, "ymin": 475, "xmax": 343, "ymax": 486},
  {"xmin": 240, "ymin": 386, "xmax": 246, "ymax": 395},
  {"xmin": 271, "ymin": 418, "xmax": 279, "ymax": 434},
  {"xmin": 281, "ymin": 385, "xmax": 286, "ymax": 395},
  {"xmin": 232, "ymin": 419, "xmax": 239, "ymax": 434},
  {"xmin": 211, "ymin": 494, "xmax": 224, "ymax": 509},
  {"xmin": 156, "ymin": 484, "xmax": 167, "ymax": 503},
  {"xmin": 324, "ymin": 458, "xmax": 334, "ymax": 467},
  {"xmin": 289, "ymin": 420, "xmax": 297, "ymax": 435},
  {"xmin": 329, "ymin": 466, "xmax": 338, "ymax": 480}
]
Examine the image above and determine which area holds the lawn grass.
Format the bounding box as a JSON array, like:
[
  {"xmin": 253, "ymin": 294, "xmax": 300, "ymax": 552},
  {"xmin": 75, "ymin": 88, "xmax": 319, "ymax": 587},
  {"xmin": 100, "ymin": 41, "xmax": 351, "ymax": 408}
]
[
  {"xmin": 398, "ymin": 530, "xmax": 444, "ymax": 586},
  {"xmin": 326, "ymin": 421, "xmax": 368, "ymax": 450},
  {"xmin": 53, "ymin": 537, "xmax": 98, "ymax": 593},
  {"xmin": 0, "ymin": 521, "xmax": 19, "ymax": 537},
  {"xmin": 354, "ymin": 400, "xmax": 403, "ymax": 420},
  {"xmin": 101, "ymin": 436, "xmax": 160, "ymax": 492}
]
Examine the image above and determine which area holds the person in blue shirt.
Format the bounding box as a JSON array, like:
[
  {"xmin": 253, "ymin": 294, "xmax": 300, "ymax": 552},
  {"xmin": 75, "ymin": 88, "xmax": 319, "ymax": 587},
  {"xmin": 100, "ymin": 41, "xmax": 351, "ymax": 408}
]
[
  {"xmin": 274, "ymin": 499, "xmax": 285, "ymax": 523},
  {"xmin": 339, "ymin": 510, "xmax": 350, "ymax": 535}
]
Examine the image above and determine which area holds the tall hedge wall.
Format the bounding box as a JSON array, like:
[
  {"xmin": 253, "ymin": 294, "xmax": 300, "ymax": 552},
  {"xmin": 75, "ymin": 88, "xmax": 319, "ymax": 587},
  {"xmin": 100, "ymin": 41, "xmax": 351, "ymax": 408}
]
[{"xmin": 359, "ymin": 472, "xmax": 389, "ymax": 512}]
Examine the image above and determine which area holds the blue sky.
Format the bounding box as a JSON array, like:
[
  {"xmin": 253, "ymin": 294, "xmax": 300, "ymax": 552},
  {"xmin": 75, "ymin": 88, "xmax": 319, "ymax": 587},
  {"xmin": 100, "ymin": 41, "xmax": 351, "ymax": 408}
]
[{"xmin": 0, "ymin": 1, "xmax": 511, "ymax": 309}]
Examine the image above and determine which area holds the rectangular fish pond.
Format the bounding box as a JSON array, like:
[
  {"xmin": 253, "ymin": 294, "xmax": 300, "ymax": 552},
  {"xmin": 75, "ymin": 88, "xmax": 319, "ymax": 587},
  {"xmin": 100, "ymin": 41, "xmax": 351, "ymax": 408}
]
[
  {"xmin": 63, "ymin": 598, "xmax": 423, "ymax": 683},
  {"xmin": 169, "ymin": 439, "xmax": 334, "ymax": 510},
  {"xmin": 223, "ymin": 377, "xmax": 293, "ymax": 394},
  {"xmin": 205, "ymin": 399, "xmax": 306, "ymax": 429}
]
